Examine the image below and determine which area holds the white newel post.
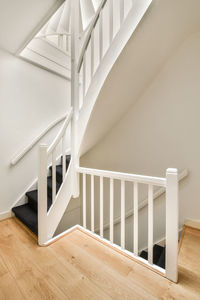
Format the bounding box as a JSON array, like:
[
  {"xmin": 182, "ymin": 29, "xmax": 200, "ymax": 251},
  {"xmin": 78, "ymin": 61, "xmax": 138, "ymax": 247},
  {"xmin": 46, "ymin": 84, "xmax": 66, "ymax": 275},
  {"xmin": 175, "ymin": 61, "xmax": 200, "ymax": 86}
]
[
  {"xmin": 71, "ymin": 0, "xmax": 80, "ymax": 198},
  {"xmin": 166, "ymin": 168, "xmax": 179, "ymax": 282},
  {"xmin": 38, "ymin": 144, "xmax": 48, "ymax": 245}
]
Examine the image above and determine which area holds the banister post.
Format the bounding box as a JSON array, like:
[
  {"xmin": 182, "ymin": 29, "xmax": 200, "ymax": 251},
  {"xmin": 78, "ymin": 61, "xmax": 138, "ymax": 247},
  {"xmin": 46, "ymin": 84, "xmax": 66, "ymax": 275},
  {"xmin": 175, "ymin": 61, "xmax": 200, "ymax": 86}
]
[
  {"xmin": 38, "ymin": 144, "xmax": 48, "ymax": 246},
  {"xmin": 166, "ymin": 168, "xmax": 179, "ymax": 282},
  {"xmin": 71, "ymin": 0, "xmax": 80, "ymax": 198}
]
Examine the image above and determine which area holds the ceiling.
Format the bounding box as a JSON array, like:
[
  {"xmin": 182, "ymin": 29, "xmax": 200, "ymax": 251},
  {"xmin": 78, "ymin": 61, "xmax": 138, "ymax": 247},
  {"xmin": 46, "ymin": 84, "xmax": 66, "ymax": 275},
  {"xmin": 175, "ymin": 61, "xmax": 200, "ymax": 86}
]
[{"xmin": 0, "ymin": 0, "xmax": 64, "ymax": 54}]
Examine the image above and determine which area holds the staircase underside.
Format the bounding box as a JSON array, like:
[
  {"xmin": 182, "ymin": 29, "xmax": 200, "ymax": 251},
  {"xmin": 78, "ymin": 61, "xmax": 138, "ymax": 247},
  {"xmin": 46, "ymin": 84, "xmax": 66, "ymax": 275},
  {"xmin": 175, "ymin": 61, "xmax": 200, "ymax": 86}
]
[{"xmin": 0, "ymin": 218, "xmax": 200, "ymax": 299}]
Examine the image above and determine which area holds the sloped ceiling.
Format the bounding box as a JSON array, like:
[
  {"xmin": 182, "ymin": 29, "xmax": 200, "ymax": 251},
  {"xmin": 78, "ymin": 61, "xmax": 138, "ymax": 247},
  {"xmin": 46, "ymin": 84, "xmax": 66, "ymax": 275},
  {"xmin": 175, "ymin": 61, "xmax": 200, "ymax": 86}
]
[{"xmin": 0, "ymin": 0, "xmax": 64, "ymax": 54}]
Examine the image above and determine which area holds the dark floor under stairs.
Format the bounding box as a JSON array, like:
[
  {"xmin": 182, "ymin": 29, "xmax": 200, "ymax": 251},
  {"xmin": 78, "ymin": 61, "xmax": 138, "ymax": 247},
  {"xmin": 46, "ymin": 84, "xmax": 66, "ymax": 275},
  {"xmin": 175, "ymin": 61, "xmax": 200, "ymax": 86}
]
[{"xmin": 12, "ymin": 155, "xmax": 71, "ymax": 236}]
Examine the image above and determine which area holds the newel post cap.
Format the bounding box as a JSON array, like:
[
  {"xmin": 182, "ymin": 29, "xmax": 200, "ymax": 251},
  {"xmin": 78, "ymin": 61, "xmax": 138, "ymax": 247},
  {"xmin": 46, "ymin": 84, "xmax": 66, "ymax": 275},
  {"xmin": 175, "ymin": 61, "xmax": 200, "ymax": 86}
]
[{"xmin": 166, "ymin": 168, "xmax": 178, "ymax": 175}]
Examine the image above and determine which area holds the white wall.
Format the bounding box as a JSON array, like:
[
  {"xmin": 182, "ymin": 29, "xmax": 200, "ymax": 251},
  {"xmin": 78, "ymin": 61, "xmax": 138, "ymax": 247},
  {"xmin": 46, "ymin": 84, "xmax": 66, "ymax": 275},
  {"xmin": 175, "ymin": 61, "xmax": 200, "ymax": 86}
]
[
  {"xmin": 80, "ymin": 32, "xmax": 200, "ymax": 251},
  {"xmin": 0, "ymin": 48, "xmax": 70, "ymax": 213}
]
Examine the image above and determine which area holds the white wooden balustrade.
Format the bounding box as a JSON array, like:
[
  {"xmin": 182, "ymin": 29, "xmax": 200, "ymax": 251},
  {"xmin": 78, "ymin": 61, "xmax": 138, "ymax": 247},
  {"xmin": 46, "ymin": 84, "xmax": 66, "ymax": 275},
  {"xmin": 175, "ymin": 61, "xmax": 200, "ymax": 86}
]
[
  {"xmin": 77, "ymin": 166, "xmax": 179, "ymax": 282},
  {"xmin": 37, "ymin": 0, "xmax": 179, "ymax": 286},
  {"xmin": 77, "ymin": 0, "xmax": 134, "ymax": 111},
  {"xmin": 38, "ymin": 107, "xmax": 73, "ymax": 245}
]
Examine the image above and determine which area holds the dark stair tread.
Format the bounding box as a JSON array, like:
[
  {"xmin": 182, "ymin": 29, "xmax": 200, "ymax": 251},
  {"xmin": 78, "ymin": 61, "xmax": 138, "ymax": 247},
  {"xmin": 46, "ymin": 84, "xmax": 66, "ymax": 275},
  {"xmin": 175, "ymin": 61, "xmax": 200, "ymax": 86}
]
[
  {"xmin": 140, "ymin": 244, "xmax": 166, "ymax": 268},
  {"xmin": 157, "ymin": 248, "xmax": 166, "ymax": 269},
  {"xmin": 47, "ymin": 176, "xmax": 61, "ymax": 196},
  {"xmin": 50, "ymin": 155, "xmax": 71, "ymax": 183},
  {"xmin": 12, "ymin": 204, "xmax": 38, "ymax": 235},
  {"xmin": 153, "ymin": 244, "xmax": 165, "ymax": 264},
  {"xmin": 13, "ymin": 155, "xmax": 71, "ymax": 237},
  {"xmin": 26, "ymin": 177, "xmax": 61, "ymax": 212},
  {"xmin": 140, "ymin": 250, "xmax": 148, "ymax": 260}
]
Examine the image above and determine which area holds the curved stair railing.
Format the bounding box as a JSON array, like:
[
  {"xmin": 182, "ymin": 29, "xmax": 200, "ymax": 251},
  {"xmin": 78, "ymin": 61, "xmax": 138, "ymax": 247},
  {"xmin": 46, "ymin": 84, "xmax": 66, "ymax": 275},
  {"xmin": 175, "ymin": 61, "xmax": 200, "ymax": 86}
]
[
  {"xmin": 37, "ymin": 0, "xmax": 179, "ymax": 284},
  {"xmin": 38, "ymin": 107, "xmax": 73, "ymax": 245}
]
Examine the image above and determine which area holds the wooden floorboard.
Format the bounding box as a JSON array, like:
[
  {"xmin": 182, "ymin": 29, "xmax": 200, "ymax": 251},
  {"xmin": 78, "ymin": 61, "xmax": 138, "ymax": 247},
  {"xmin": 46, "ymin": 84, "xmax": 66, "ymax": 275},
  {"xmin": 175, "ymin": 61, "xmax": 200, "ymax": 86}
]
[{"xmin": 0, "ymin": 219, "xmax": 199, "ymax": 299}]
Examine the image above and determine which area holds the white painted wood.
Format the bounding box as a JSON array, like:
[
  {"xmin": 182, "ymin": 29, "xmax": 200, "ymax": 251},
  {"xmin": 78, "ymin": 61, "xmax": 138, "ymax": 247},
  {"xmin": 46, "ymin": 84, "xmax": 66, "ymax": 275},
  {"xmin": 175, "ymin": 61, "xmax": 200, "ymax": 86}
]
[
  {"xmin": 121, "ymin": 180, "xmax": 125, "ymax": 249},
  {"xmin": 46, "ymin": 161, "xmax": 74, "ymax": 239},
  {"xmin": 133, "ymin": 182, "xmax": 138, "ymax": 256},
  {"xmin": 120, "ymin": 0, "xmax": 125, "ymax": 25},
  {"xmin": 11, "ymin": 113, "xmax": 68, "ymax": 166},
  {"xmin": 76, "ymin": 0, "xmax": 153, "ymax": 154},
  {"xmin": 91, "ymin": 174, "xmax": 95, "ymax": 232},
  {"xmin": 0, "ymin": 211, "xmax": 13, "ymax": 221},
  {"xmin": 91, "ymin": 31, "xmax": 95, "ymax": 76},
  {"xmin": 109, "ymin": 0, "xmax": 113, "ymax": 45},
  {"xmin": 77, "ymin": 0, "xmax": 107, "ymax": 72},
  {"xmin": 52, "ymin": 150, "xmax": 56, "ymax": 204},
  {"xmin": 82, "ymin": 55, "xmax": 86, "ymax": 100},
  {"xmin": 47, "ymin": 107, "xmax": 73, "ymax": 154},
  {"xmin": 148, "ymin": 184, "xmax": 153, "ymax": 265},
  {"xmin": 110, "ymin": 178, "xmax": 114, "ymax": 243},
  {"xmin": 166, "ymin": 168, "xmax": 178, "ymax": 283},
  {"xmin": 71, "ymin": 0, "xmax": 80, "ymax": 199},
  {"xmin": 100, "ymin": 176, "xmax": 104, "ymax": 237},
  {"xmin": 83, "ymin": 173, "xmax": 86, "ymax": 228},
  {"xmin": 38, "ymin": 144, "xmax": 48, "ymax": 245},
  {"xmin": 99, "ymin": 10, "xmax": 103, "ymax": 61},
  {"xmin": 62, "ymin": 137, "xmax": 66, "ymax": 181},
  {"xmin": 77, "ymin": 167, "xmax": 166, "ymax": 187}
]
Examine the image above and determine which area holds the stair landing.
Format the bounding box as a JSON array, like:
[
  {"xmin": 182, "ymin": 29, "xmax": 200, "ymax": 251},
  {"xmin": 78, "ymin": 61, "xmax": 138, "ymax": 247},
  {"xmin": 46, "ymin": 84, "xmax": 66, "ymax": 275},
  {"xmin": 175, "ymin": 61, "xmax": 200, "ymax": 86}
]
[{"xmin": 0, "ymin": 218, "xmax": 200, "ymax": 299}]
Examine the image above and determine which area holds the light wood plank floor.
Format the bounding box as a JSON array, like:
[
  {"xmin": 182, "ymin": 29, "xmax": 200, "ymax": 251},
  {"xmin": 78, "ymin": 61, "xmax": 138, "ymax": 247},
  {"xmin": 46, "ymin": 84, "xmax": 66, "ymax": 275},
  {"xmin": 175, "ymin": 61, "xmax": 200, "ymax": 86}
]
[{"xmin": 0, "ymin": 219, "xmax": 200, "ymax": 299}]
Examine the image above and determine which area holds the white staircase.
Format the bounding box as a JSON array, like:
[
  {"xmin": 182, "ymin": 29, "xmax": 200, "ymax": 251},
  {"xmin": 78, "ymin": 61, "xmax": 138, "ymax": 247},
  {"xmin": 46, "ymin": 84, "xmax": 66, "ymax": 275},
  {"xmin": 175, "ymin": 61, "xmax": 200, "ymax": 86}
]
[{"xmin": 14, "ymin": 0, "xmax": 180, "ymax": 284}]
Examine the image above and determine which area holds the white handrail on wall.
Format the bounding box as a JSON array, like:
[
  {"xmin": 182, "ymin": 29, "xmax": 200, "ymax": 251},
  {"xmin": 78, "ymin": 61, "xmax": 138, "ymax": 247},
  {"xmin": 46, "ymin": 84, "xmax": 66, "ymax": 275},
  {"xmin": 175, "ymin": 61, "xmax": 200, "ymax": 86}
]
[
  {"xmin": 10, "ymin": 113, "xmax": 69, "ymax": 166},
  {"xmin": 77, "ymin": 166, "xmax": 179, "ymax": 282},
  {"xmin": 94, "ymin": 168, "xmax": 188, "ymax": 232}
]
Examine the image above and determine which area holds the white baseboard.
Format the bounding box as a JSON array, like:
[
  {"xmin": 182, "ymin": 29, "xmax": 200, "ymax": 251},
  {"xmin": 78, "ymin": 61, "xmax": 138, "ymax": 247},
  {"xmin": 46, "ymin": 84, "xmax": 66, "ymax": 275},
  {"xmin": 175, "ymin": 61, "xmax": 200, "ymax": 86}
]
[{"xmin": 0, "ymin": 210, "xmax": 14, "ymax": 221}]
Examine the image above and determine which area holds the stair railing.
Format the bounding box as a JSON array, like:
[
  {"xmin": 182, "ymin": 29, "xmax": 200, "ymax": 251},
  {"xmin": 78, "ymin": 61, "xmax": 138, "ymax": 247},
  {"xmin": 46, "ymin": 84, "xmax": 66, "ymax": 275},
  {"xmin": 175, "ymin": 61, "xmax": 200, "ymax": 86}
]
[
  {"xmin": 38, "ymin": 107, "xmax": 73, "ymax": 245},
  {"xmin": 77, "ymin": 166, "xmax": 179, "ymax": 283},
  {"xmin": 76, "ymin": 0, "xmax": 134, "ymax": 111}
]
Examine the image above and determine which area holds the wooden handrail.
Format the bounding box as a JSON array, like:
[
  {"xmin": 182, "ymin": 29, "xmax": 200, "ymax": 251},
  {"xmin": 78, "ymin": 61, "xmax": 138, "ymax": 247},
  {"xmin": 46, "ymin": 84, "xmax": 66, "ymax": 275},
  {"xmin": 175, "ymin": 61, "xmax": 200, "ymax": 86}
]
[
  {"xmin": 77, "ymin": 0, "xmax": 107, "ymax": 72},
  {"xmin": 10, "ymin": 112, "xmax": 71, "ymax": 166},
  {"xmin": 77, "ymin": 166, "xmax": 166, "ymax": 187}
]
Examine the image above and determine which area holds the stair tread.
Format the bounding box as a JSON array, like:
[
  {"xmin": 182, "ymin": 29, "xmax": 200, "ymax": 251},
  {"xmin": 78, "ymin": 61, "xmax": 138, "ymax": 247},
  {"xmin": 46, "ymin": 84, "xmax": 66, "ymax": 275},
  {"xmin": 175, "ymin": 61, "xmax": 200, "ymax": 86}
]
[
  {"xmin": 49, "ymin": 155, "xmax": 71, "ymax": 183},
  {"xmin": 13, "ymin": 154, "xmax": 71, "ymax": 236},
  {"xmin": 140, "ymin": 244, "xmax": 166, "ymax": 268},
  {"xmin": 26, "ymin": 177, "xmax": 61, "ymax": 211},
  {"xmin": 12, "ymin": 204, "xmax": 38, "ymax": 235},
  {"xmin": 157, "ymin": 248, "xmax": 165, "ymax": 269}
]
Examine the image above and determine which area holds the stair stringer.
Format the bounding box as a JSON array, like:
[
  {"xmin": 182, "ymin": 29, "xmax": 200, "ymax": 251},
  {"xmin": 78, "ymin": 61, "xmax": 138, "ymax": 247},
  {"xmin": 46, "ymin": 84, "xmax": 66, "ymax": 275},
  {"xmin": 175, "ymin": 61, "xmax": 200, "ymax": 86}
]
[
  {"xmin": 76, "ymin": 0, "xmax": 152, "ymax": 156},
  {"xmin": 42, "ymin": 161, "xmax": 73, "ymax": 241}
]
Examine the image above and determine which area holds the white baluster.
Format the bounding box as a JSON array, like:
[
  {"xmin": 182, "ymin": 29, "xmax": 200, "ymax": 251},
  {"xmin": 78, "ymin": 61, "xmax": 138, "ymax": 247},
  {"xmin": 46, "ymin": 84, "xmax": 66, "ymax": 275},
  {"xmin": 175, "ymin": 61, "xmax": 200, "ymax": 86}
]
[
  {"xmin": 91, "ymin": 31, "xmax": 95, "ymax": 77},
  {"xmin": 109, "ymin": 0, "xmax": 113, "ymax": 45},
  {"xmin": 110, "ymin": 178, "xmax": 114, "ymax": 243},
  {"xmin": 82, "ymin": 55, "xmax": 86, "ymax": 101},
  {"xmin": 38, "ymin": 144, "xmax": 48, "ymax": 246},
  {"xmin": 62, "ymin": 136, "xmax": 66, "ymax": 181},
  {"xmin": 166, "ymin": 168, "xmax": 178, "ymax": 282},
  {"xmin": 100, "ymin": 176, "xmax": 104, "ymax": 237},
  {"xmin": 120, "ymin": 0, "xmax": 124, "ymax": 25},
  {"xmin": 148, "ymin": 184, "xmax": 153, "ymax": 265},
  {"xmin": 121, "ymin": 180, "xmax": 125, "ymax": 249},
  {"xmin": 99, "ymin": 10, "xmax": 103, "ymax": 61},
  {"xmin": 83, "ymin": 173, "xmax": 86, "ymax": 228},
  {"xmin": 52, "ymin": 149, "xmax": 56, "ymax": 204},
  {"xmin": 133, "ymin": 182, "xmax": 138, "ymax": 256},
  {"xmin": 91, "ymin": 174, "xmax": 94, "ymax": 232}
]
